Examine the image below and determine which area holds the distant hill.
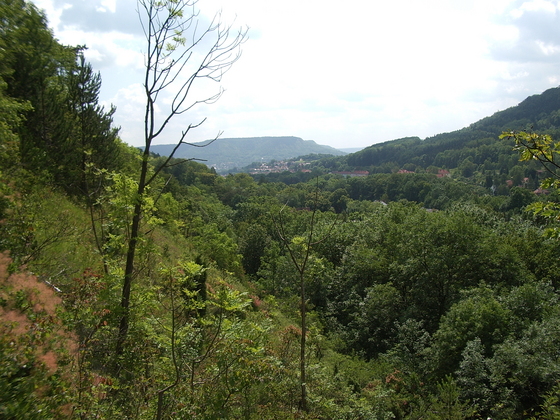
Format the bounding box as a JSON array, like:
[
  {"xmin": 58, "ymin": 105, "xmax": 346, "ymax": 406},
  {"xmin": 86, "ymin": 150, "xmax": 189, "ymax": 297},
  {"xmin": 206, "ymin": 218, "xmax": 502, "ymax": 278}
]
[{"xmin": 148, "ymin": 136, "xmax": 346, "ymax": 172}]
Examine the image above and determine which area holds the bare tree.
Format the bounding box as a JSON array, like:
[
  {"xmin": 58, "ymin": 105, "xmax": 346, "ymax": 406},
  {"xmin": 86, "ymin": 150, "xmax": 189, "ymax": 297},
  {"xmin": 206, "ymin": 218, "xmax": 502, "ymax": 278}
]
[
  {"xmin": 273, "ymin": 181, "xmax": 338, "ymax": 412},
  {"xmin": 114, "ymin": 0, "xmax": 247, "ymax": 371}
]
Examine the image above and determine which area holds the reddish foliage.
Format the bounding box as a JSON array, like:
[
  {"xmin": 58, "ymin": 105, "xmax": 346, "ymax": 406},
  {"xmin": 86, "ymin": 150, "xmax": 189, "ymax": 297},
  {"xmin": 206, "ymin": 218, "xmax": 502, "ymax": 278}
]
[
  {"xmin": 0, "ymin": 251, "xmax": 79, "ymax": 392},
  {"xmin": 249, "ymin": 294, "xmax": 263, "ymax": 309}
]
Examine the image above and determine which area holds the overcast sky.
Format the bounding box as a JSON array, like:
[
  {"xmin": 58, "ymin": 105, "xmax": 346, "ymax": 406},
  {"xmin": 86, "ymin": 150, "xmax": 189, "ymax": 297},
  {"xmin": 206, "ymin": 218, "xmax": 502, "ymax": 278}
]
[{"xmin": 32, "ymin": 0, "xmax": 560, "ymax": 149}]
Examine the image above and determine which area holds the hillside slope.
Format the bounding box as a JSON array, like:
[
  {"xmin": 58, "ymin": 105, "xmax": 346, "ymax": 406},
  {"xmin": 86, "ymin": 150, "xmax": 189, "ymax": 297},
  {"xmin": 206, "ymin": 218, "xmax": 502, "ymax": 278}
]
[{"xmin": 321, "ymin": 86, "xmax": 560, "ymax": 172}]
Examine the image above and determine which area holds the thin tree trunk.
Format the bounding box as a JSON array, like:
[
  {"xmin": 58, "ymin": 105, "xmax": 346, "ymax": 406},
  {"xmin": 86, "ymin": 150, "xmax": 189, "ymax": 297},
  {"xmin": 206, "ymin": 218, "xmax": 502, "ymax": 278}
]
[
  {"xmin": 300, "ymin": 271, "xmax": 307, "ymax": 412},
  {"xmin": 114, "ymin": 153, "xmax": 149, "ymax": 372}
]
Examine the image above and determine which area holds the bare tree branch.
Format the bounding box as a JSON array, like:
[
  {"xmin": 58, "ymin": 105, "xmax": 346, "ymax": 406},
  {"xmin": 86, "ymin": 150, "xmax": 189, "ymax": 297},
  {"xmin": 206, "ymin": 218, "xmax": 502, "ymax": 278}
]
[{"xmin": 271, "ymin": 179, "xmax": 339, "ymax": 412}]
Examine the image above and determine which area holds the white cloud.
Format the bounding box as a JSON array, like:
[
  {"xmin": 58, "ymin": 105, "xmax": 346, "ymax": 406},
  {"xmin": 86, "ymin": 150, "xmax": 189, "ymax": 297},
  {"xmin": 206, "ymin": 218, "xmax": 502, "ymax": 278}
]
[
  {"xmin": 537, "ymin": 40, "xmax": 560, "ymax": 56},
  {"xmin": 100, "ymin": 0, "xmax": 117, "ymax": 13},
  {"xmin": 106, "ymin": 83, "xmax": 145, "ymax": 144},
  {"xmin": 511, "ymin": 0, "xmax": 559, "ymax": 17}
]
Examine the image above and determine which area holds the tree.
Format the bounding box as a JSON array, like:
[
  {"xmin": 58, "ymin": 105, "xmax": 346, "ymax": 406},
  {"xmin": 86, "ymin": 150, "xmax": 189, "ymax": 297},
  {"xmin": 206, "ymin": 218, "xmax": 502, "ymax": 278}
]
[
  {"xmin": 114, "ymin": 0, "xmax": 247, "ymax": 370},
  {"xmin": 502, "ymin": 130, "xmax": 560, "ymax": 237},
  {"xmin": 65, "ymin": 51, "xmax": 120, "ymax": 195},
  {"xmin": 273, "ymin": 184, "xmax": 337, "ymax": 412},
  {"xmin": 0, "ymin": 0, "xmax": 76, "ymax": 173},
  {"xmin": 421, "ymin": 376, "xmax": 472, "ymax": 420},
  {"xmin": 432, "ymin": 286, "xmax": 510, "ymax": 376},
  {"xmin": 0, "ymin": 78, "xmax": 30, "ymax": 170}
]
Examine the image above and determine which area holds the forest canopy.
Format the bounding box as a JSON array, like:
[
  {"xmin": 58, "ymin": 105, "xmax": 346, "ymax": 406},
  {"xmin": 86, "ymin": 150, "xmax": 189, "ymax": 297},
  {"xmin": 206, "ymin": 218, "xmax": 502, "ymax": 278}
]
[{"xmin": 2, "ymin": 1, "xmax": 560, "ymax": 419}]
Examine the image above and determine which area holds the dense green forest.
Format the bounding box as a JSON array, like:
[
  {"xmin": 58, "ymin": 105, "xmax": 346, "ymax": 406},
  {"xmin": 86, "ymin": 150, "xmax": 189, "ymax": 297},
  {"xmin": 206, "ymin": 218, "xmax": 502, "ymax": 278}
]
[{"xmin": 3, "ymin": 1, "xmax": 560, "ymax": 419}]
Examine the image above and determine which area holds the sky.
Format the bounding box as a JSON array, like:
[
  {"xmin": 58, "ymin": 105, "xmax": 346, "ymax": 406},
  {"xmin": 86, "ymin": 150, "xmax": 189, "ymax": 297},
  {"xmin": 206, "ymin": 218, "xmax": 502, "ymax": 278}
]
[{"xmin": 31, "ymin": 0, "xmax": 560, "ymax": 149}]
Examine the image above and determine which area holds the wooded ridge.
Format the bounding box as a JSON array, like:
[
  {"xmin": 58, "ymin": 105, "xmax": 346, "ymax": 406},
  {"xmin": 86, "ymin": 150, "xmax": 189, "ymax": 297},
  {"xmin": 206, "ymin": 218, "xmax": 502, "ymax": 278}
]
[{"xmin": 298, "ymin": 86, "xmax": 560, "ymax": 175}]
